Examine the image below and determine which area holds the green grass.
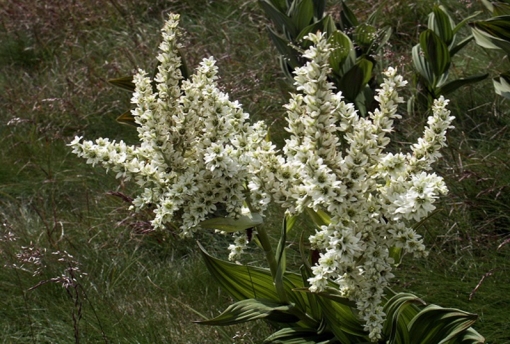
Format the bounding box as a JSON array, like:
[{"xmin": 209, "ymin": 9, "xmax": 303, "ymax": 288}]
[{"xmin": 1, "ymin": 0, "xmax": 509, "ymax": 343}]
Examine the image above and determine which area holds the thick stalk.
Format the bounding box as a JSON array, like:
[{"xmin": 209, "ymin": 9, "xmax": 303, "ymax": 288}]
[{"xmin": 255, "ymin": 226, "xmax": 278, "ymax": 280}]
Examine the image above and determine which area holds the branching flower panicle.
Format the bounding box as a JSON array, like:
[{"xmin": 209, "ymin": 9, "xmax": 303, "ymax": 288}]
[
  {"xmin": 266, "ymin": 33, "xmax": 455, "ymax": 340},
  {"xmin": 69, "ymin": 14, "xmax": 275, "ymax": 238}
]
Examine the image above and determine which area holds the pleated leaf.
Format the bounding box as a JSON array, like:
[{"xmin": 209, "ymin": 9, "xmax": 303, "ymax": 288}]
[
  {"xmin": 420, "ymin": 29, "xmax": 451, "ymax": 78},
  {"xmin": 263, "ymin": 327, "xmax": 337, "ymax": 343}
]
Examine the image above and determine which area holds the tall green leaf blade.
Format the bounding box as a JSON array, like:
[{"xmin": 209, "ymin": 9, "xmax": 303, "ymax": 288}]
[
  {"xmin": 438, "ymin": 73, "xmax": 488, "ymax": 96},
  {"xmin": 382, "ymin": 293, "xmax": 424, "ymax": 344},
  {"xmin": 420, "ymin": 29, "xmax": 451, "ymax": 78},
  {"xmin": 116, "ymin": 110, "xmax": 138, "ymax": 127},
  {"xmin": 339, "ymin": 0, "xmax": 358, "ymax": 30},
  {"xmin": 274, "ymin": 217, "xmax": 288, "ymax": 302},
  {"xmin": 471, "ymin": 16, "xmax": 510, "ymax": 54},
  {"xmin": 315, "ymin": 295, "xmax": 367, "ymax": 341},
  {"xmin": 312, "ymin": 0, "xmax": 327, "ymax": 19},
  {"xmin": 267, "ymin": 26, "xmax": 301, "ymax": 69},
  {"xmin": 196, "ymin": 299, "xmax": 299, "ymax": 326},
  {"xmin": 453, "ymin": 11, "xmax": 482, "ymax": 35},
  {"xmin": 296, "ymin": 15, "xmax": 336, "ymax": 42},
  {"xmin": 450, "ymin": 35, "xmax": 473, "ymax": 57}
]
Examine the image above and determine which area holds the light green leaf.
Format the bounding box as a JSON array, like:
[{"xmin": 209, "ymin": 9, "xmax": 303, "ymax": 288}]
[
  {"xmin": 412, "ymin": 44, "xmax": 434, "ymax": 86},
  {"xmin": 199, "ymin": 213, "xmax": 263, "ymax": 232},
  {"xmin": 196, "ymin": 299, "xmax": 299, "ymax": 326},
  {"xmin": 420, "ymin": 29, "xmax": 451, "ymax": 78},
  {"xmin": 328, "ymin": 30, "xmax": 355, "ymax": 76},
  {"xmin": 263, "ymin": 327, "xmax": 336, "ymax": 343},
  {"xmin": 275, "ymin": 217, "xmax": 288, "ymax": 302},
  {"xmin": 471, "ymin": 16, "xmax": 510, "ymax": 55},
  {"xmin": 438, "ymin": 73, "xmax": 488, "ymax": 96},
  {"xmin": 408, "ymin": 305, "xmax": 480, "ymax": 344}
]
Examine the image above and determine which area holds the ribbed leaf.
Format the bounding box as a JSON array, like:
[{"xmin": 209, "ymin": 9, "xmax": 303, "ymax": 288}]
[
  {"xmin": 264, "ymin": 327, "xmax": 336, "ymax": 343},
  {"xmin": 296, "ymin": 15, "xmax": 336, "ymax": 43},
  {"xmin": 355, "ymin": 23, "xmax": 377, "ymax": 48},
  {"xmin": 305, "ymin": 208, "xmax": 331, "ymax": 227},
  {"xmin": 275, "ymin": 216, "xmax": 289, "ymax": 302},
  {"xmin": 199, "ymin": 213, "xmax": 263, "ymax": 232},
  {"xmin": 453, "ymin": 11, "xmax": 482, "ymax": 35},
  {"xmin": 428, "ymin": 6, "xmax": 454, "ymax": 46},
  {"xmin": 438, "ymin": 73, "xmax": 488, "ymax": 96},
  {"xmin": 198, "ymin": 244, "xmax": 309, "ymax": 312},
  {"xmin": 408, "ymin": 305, "xmax": 480, "ymax": 344},
  {"xmin": 328, "ymin": 30, "xmax": 355, "ymax": 76},
  {"xmin": 338, "ymin": 58, "xmax": 373, "ymax": 102},
  {"xmin": 471, "ymin": 16, "xmax": 510, "ymax": 54},
  {"xmin": 382, "ymin": 293, "xmax": 424, "ymax": 344},
  {"xmin": 412, "ymin": 44, "xmax": 434, "ymax": 85},
  {"xmin": 420, "ymin": 29, "xmax": 451, "ymax": 78},
  {"xmin": 493, "ymin": 2, "xmax": 510, "ymax": 16},
  {"xmin": 196, "ymin": 299, "xmax": 298, "ymax": 326},
  {"xmin": 289, "ymin": 0, "xmax": 314, "ymax": 31},
  {"xmin": 339, "ymin": 0, "xmax": 358, "ymax": 30},
  {"xmin": 312, "ymin": 0, "xmax": 327, "ymax": 20}
]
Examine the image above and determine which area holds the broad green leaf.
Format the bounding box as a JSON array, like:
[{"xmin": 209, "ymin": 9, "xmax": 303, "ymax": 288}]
[
  {"xmin": 199, "ymin": 213, "xmax": 263, "ymax": 232},
  {"xmin": 289, "ymin": 0, "xmax": 314, "ymax": 31},
  {"xmin": 420, "ymin": 29, "xmax": 451, "ymax": 78},
  {"xmin": 198, "ymin": 244, "xmax": 309, "ymax": 312},
  {"xmin": 299, "ymin": 265, "xmax": 322, "ymax": 321},
  {"xmin": 108, "ymin": 76, "xmax": 135, "ymax": 92},
  {"xmin": 389, "ymin": 246, "xmax": 403, "ymax": 267},
  {"xmin": 116, "ymin": 110, "xmax": 139, "ymax": 127},
  {"xmin": 259, "ymin": 0, "xmax": 298, "ymax": 38},
  {"xmin": 265, "ymin": 0, "xmax": 287, "ymax": 13},
  {"xmin": 338, "ymin": 58, "xmax": 373, "ymax": 102},
  {"xmin": 328, "ymin": 30, "xmax": 355, "ymax": 76},
  {"xmin": 267, "ymin": 26, "xmax": 301, "ymax": 69},
  {"xmin": 355, "ymin": 23, "xmax": 377, "ymax": 48},
  {"xmin": 296, "ymin": 15, "xmax": 336, "ymax": 43},
  {"xmin": 407, "ymin": 305, "xmax": 480, "ymax": 344},
  {"xmin": 438, "ymin": 73, "xmax": 488, "ymax": 96},
  {"xmin": 412, "ymin": 44, "xmax": 434, "ymax": 86},
  {"xmin": 312, "ymin": 0, "xmax": 327, "ymax": 20},
  {"xmin": 263, "ymin": 327, "xmax": 336, "ymax": 343},
  {"xmin": 382, "ymin": 293, "xmax": 424, "ymax": 344},
  {"xmin": 315, "ymin": 294, "xmax": 368, "ymax": 341},
  {"xmin": 428, "ymin": 6, "xmax": 454, "ymax": 46},
  {"xmin": 294, "ymin": 286, "xmax": 357, "ymax": 308},
  {"xmin": 196, "ymin": 299, "xmax": 299, "ymax": 326}
]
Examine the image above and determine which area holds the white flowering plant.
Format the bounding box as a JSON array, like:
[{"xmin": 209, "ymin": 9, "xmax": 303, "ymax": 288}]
[{"xmin": 69, "ymin": 14, "xmax": 485, "ymax": 343}]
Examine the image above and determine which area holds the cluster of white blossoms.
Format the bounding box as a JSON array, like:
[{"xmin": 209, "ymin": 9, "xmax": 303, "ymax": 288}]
[
  {"xmin": 262, "ymin": 32, "xmax": 454, "ymax": 340},
  {"xmin": 70, "ymin": 14, "xmax": 454, "ymax": 342},
  {"xmin": 69, "ymin": 14, "xmax": 275, "ymax": 246}
]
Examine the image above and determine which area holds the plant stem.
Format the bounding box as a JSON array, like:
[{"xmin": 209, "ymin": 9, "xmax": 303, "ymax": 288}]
[{"xmin": 255, "ymin": 226, "xmax": 278, "ymax": 280}]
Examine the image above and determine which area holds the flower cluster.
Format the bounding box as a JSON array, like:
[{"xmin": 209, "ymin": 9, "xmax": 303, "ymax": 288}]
[
  {"xmin": 264, "ymin": 32, "xmax": 454, "ymax": 340},
  {"xmin": 69, "ymin": 14, "xmax": 275, "ymax": 239}
]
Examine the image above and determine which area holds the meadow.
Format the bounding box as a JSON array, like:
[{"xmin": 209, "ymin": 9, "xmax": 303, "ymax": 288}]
[{"xmin": 0, "ymin": 0, "xmax": 509, "ymax": 342}]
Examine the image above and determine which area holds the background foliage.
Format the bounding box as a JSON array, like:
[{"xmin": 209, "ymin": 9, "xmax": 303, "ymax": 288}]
[{"xmin": 0, "ymin": 0, "xmax": 509, "ymax": 342}]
